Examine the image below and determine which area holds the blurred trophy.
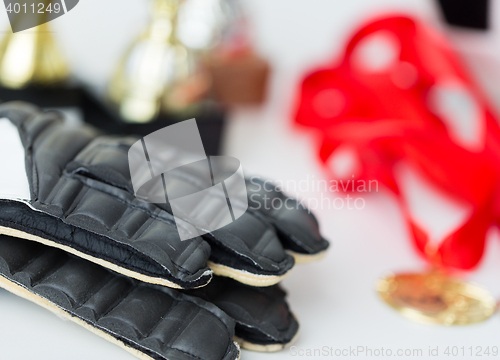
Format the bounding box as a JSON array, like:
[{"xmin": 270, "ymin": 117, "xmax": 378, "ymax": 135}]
[
  {"xmin": 177, "ymin": 0, "xmax": 270, "ymax": 106},
  {"xmin": 176, "ymin": 0, "xmax": 246, "ymax": 52},
  {"xmin": 108, "ymin": 0, "xmax": 209, "ymax": 124},
  {"xmin": 109, "ymin": 0, "xmax": 269, "ymax": 125},
  {"xmin": 102, "ymin": 0, "xmax": 268, "ymax": 153},
  {"xmin": 0, "ymin": 2, "xmax": 69, "ymax": 89},
  {"xmin": 0, "ymin": 0, "xmax": 82, "ymax": 111}
]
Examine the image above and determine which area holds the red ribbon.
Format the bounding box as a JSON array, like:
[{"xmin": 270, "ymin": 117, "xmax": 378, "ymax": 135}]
[{"xmin": 294, "ymin": 15, "xmax": 500, "ymax": 270}]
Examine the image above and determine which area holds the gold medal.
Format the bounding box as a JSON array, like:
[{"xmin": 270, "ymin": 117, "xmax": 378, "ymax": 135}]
[{"xmin": 377, "ymin": 271, "xmax": 496, "ymax": 325}]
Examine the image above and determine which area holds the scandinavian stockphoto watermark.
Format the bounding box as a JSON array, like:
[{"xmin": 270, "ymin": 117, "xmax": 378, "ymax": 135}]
[
  {"xmin": 290, "ymin": 345, "xmax": 499, "ymax": 357},
  {"xmin": 247, "ymin": 176, "xmax": 379, "ymax": 212},
  {"xmin": 291, "ymin": 345, "xmax": 424, "ymax": 357},
  {"xmin": 3, "ymin": 0, "xmax": 79, "ymax": 33},
  {"xmin": 128, "ymin": 119, "xmax": 248, "ymax": 241}
]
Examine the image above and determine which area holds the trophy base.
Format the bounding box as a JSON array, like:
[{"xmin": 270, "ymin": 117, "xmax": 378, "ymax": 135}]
[
  {"xmin": 0, "ymin": 86, "xmax": 226, "ymax": 156},
  {"xmin": 0, "ymin": 85, "xmax": 82, "ymax": 108},
  {"xmin": 377, "ymin": 271, "xmax": 495, "ymax": 325}
]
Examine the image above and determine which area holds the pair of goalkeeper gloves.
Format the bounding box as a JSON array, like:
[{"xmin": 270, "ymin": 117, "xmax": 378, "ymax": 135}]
[{"xmin": 0, "ymin": 102, "xmax": 329, "ymax": 360}]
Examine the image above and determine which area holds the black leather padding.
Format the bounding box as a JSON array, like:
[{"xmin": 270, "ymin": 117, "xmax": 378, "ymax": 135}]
[
  {"xmin": 190, "ymin": 276, "xmax": 299, "ymax": 346},
  {"xmin": 0, "ymin": 235, "xmax": 239, "ymax": 360},
  {"xmin": 0, "ymin": 199, "xmax": 211, "ymax": 288},
  {"xmin": 246, "ymin": 178, "xmax": 329, "ymax": 255},
  {"xmin": 0, "ymin": 102, "xmax": 214, "ymax": 288}
]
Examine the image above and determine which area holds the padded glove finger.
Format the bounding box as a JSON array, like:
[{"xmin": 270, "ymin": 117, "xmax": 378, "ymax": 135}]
[
  {"xmin": 0, "ymin": 235, "xmax": 240, "ymax": 360},
  {"xmin": 0, "ymin": 102, "xmax": 294, "ymax": 288},
  {"xmin": 246, "ymin": 178, "xmax": 329, "ymax": 263},
  {"xmin": 189, "ymin": 276, "xmax": 299, "ymax": 352}
]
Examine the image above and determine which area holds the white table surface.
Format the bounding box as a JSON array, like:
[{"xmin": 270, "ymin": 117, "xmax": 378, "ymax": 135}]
[{"xmin": 2, "ymin": 0, "xmax": 500, "ymax": 359}]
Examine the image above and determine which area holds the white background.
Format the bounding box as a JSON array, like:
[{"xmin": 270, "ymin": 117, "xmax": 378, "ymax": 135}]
[{"xmin": 1, "ymin": 1, "xmax": 500, "ymax": 359}]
